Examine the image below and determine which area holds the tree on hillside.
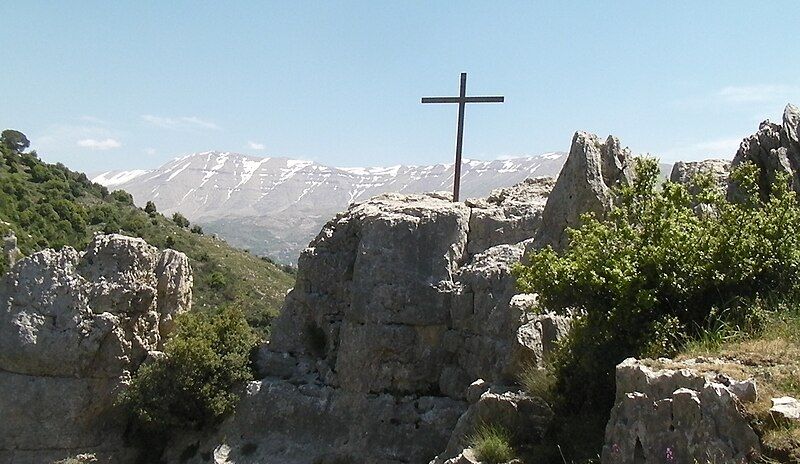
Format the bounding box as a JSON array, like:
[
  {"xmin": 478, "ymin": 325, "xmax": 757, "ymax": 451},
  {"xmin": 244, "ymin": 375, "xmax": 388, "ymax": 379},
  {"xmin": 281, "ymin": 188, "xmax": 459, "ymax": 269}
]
[
  {"xmin": 144, "ymin": 201, "xmax": 157, "ymax": 215},
  {"xmin": 172, "ymin": 212, "xmax": 190, "ymax": 228},
  {"xmin": 1, "ymin": 130, "xmax": 30, "ymax": 153}
]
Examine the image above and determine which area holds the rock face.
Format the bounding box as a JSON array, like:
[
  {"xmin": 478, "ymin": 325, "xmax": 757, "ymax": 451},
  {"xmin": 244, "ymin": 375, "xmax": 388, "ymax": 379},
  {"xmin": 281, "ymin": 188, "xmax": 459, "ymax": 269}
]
[
  {"xmin": 534, "ymin": 132, "xmax": 633, "ymax": 250},
  {"xmin": 602, "ymin": 358, "xmax": 760, "ymax": 464},
  {"xmin": 728, "ymin": 103, "xmax": 800, "ymax": 201},
  {"xmin": 0, "ymin": 234, "xmax": 192, "ymax": 464},
  {"xmin": 465, "ymin": 177, "xmax": 554, "ymax": 255},
  {"xmin": 169, "ymin": 130, "xmax": 639, "ymax": 464},
  {"xmin": 173, "ymin": 183, "xmax": 569, "ymax": 463}
]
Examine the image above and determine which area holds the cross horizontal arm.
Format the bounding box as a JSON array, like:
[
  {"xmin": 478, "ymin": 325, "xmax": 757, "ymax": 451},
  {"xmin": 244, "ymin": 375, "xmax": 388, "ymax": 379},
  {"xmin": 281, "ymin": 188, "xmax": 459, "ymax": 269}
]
[{"xmin": 421, "ymin": 96, "xmax": 505, "ymax": 104}]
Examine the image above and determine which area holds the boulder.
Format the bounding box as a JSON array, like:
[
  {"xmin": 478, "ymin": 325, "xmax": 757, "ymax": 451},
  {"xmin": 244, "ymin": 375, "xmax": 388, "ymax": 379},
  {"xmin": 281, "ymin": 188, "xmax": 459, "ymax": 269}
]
[
  {"xmin": 534, "ymin": 132, "xmax": 633, "ymax": 250},
  {"xmin": 0, "ymin": 234, "xmax": 192, "ymax": 464},
  {"xmin": 601, "ymin": 358, "xmax": 760, "ymax": 464},
  {"xmin": 770, "ymin": 396, "xmax": 800, "ymax": 422},
  {"xmin": 431, "ymin": 386, "xmax": 553, "ymax": 464}
]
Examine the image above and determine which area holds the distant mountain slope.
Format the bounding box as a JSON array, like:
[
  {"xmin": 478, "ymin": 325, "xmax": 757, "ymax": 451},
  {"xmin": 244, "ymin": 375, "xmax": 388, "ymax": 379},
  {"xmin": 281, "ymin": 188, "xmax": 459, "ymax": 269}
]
[
  {"xmin": 94, "ymin": 151, "xmax": 570, "ymax": 263},
  {"xmin": 0, "ymin": 143, "xmax": 294, "ymax": 336}
]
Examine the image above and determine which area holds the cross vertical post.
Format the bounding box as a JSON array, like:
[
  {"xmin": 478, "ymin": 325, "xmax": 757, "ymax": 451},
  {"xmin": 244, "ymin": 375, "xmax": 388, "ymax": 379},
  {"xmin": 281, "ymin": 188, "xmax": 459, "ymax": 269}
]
[
  {"xmin": 453, "ymin": 73, "xmax": 467, "ymax": 204},
  {"xmin": 422, "ymin": 73, "xmax": 504, "ymax": 202}
]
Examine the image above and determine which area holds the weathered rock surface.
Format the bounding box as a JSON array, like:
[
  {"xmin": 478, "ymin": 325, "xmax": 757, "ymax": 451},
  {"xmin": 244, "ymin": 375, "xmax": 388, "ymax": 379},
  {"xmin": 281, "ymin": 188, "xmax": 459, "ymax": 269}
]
[
  {"xmin": 670, "ymin": 159, "xmax": 731, "ymax": 194},
  {"xmin": 465, "ymin": 177, "xmax": 554, "ymax": 255},
  {"xmin": 534, "ymin": 132, "xmax": 633, "ymax": 250},
  {"xmin": 728, "ymin": 103, "xmax": 800, "ymax": 201},
  {"xmin": 176, "ymin": 181, "xmax": 572, "ymax": 463},
  {"xmin": 770, "ymin": 396, "xmax": 800, "ymax": 422},
  {"xmin": 601, "ymin": 358, "xmax": 760, "ymax": 464},
  {"xmin": 431, "ymin": 386, "xmax": 553, "ymax": 464},
  {"xmin": 0, "ymin": 234, "xmax": 192, "ymax": 464}
]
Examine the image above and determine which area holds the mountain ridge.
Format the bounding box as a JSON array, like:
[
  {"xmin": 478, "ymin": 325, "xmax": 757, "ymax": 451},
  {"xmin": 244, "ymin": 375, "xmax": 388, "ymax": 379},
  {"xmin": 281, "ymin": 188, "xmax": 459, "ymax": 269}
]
[{"xmin": 92, "ymin": 151, "xmax": 573, "ymax": 263}]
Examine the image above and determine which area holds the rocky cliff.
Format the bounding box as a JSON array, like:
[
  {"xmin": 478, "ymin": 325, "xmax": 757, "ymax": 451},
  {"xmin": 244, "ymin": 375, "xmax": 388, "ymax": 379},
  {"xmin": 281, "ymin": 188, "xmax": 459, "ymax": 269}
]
[
  {"xmin": 728, "ymin": 103, "xmax": 800, "ymax": 201},
  {"xmin": 0, "ymin": 234, "xmax": 192, "ymax": 464},
  {"xmin": 167, "ymin": 131, "xmax": 631, "ymax": 464}
]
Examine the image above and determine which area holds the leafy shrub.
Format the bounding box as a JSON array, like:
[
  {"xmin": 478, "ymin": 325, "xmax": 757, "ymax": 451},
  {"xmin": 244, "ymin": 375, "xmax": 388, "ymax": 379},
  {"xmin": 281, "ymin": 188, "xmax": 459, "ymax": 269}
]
[
  {"xmin": 470, "ymin": 424, "xmax": 515, "ymax": 464},
  {"xmin": 172, "ymin": 212, "xmax": 190, "ymax": 228},
  {"xmin": 190, "ymin": 224, "xmax": 203, "ymax": 235},
  {"xmin": 515, "ymin": 158, "xmax": 800, "ymax": 412},
  {"xmin": 118, "ymin": 307, "xmax": 258, "ymax": 433}
]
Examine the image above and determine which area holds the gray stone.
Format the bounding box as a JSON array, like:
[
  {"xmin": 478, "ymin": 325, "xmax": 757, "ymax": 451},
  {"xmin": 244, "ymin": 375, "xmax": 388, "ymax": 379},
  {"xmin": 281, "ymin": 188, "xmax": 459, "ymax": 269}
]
[
  {"xmin": 728, "ymin": 103, "xmax": 800, "ymax": 201},
  {"xmin": 770, "ymin": 396, "xmax": 800, "ymax": 421},
  {"xmin": 181, "ymin": 183, "xmax": 571, "ymax": 463},
  {"xmin": 432, "ymin": 386, "xmax": 552, "ymax": 463},
  {"xmin": 670, "ymin": 159, "xmax": 730, "ymax": 194},
  {"xmin": 534, "ymin": 132, "xmax": 633, "ymax": 250},
  {"xmin": 601, "ymin": 358, "xmax": 760, "ymax": 464},
  {"xmin": 465, "ymin": 177, "xmax": 554, "ymax": 255},
  {"xmin": 0, "ymin": 234, "xmax": 192, "ymax": 463},
  {"xmin": 165, "ymin": 379, "xmax": 465, "ymax": 464}
]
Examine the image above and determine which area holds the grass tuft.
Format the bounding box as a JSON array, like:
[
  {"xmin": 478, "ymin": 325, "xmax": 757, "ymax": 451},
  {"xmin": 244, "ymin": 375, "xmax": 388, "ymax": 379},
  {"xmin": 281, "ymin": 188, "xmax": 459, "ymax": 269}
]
[
  {"xmin": 518, "ymin": 364, "xmax": 557, "ymax": 404},
  {"xmin": 470, "ymin": 424, "xmax": 515, "ymax": 464}
]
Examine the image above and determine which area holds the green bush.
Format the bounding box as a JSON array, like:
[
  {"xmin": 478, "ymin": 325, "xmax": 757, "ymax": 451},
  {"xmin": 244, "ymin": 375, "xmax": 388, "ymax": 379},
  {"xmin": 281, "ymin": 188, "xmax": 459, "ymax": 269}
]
[
  {"xmin": 172, "ymin": 212, "xmax": 190, "ymax": 228},
  {"xmin": 118, "ymin": 307, "xmax": 258, "ymax": 433},
  {"xmin": 514, "ymin": 158, "xmax": 800, "ymax": 412},
  {"xmin": 470, "ymin": 424, "xmax": 515, "ymax": 464}
]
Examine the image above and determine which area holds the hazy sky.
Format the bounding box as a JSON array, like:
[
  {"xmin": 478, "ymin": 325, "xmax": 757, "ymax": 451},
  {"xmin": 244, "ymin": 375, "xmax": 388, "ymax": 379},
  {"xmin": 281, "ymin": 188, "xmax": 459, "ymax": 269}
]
[{"xmin": 3, "ymin": 1, "xmax": 800, "ymax": 173}]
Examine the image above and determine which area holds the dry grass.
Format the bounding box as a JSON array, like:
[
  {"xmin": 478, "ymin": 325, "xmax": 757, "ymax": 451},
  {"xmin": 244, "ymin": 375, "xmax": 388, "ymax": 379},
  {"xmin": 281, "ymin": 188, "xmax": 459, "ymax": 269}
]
[{"xmin": 666, "ymin": 310, "xmax": 800, "ymax": 461}]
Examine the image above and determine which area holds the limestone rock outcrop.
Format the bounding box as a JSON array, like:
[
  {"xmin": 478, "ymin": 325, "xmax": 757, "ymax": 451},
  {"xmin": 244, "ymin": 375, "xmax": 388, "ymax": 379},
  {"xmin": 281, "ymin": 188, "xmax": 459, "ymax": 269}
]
[
  {"xmin": 534, "ymin": 132, "xmax": 633, "ymax": 250},
  {"xmin": 728, "ymin": 103, "xmax": 800, "ymax": 201},
  {"xmin": 670, "ymin": 159, "xmax": 731, "ymax": 194},
  {"xmin": 465, "ymin": 177, "xmax": 554, "ymax": 255},
  {"xmin": 0, "ymin": 234, "xmax": 192, "ymax": 464},
  {"xmin": 174, "ymin": 183, "xmax": 569, "ymax": 463},
  {"xmin": 601, "ymin": 358, "xmax": 760, "ymax": 464}
]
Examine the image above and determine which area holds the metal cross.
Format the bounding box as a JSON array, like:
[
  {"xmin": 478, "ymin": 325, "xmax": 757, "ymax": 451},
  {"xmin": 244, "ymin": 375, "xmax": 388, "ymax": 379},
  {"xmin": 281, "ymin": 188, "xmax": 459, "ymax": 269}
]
[{"xmin": 422, "ymin": 72, "xmax": 504, "ymax": 202}]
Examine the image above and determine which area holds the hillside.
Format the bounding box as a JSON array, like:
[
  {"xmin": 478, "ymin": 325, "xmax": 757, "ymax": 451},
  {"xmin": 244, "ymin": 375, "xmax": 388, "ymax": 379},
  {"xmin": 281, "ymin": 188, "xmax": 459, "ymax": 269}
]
[{"xmin": 0, "ymin": 138, "xmax": 294, "ymax": 336}]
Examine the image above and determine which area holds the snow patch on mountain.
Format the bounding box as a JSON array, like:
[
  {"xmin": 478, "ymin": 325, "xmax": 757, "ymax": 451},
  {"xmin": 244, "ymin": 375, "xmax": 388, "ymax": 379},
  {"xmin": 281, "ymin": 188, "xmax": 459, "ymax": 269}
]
[{"xmin": 92, "ymin": 169, "xmax": 149, "ymax": 187}]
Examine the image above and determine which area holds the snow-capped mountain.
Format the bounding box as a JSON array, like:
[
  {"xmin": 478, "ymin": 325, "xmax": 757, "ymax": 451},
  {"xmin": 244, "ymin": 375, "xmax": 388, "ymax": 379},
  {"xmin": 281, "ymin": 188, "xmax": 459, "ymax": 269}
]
[{"xmin": 94, "ymin": 151, "xmax": 569, "ymax": 263}]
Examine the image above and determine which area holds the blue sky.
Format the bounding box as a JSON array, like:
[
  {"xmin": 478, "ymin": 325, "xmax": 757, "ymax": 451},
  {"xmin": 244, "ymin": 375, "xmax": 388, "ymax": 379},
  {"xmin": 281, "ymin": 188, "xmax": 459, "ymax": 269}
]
[{"xmin": 2, "ymin": 1, "xmax": 800, "ymax": 173}]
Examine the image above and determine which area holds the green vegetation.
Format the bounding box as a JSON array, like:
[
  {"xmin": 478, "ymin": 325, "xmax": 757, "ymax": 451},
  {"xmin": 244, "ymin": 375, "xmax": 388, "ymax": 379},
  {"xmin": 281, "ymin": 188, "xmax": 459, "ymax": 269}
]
[
  {"xmin": 515, "ymin": 158, "xmax": 800, "ymax": 460},
  {"xmin": 517, "ymin": 364, "xmax": 556, "ymax": 405},
  {"xmin": 470, "ymin": 424, "xmax": 516, "ymax": 464},
  {"xmin": 0, "ymin": 131, "xmax": 294, "ymax": 335},
  {"xmin": 118, "ymin": 307, "xmax": 258, "ymax": 433}
]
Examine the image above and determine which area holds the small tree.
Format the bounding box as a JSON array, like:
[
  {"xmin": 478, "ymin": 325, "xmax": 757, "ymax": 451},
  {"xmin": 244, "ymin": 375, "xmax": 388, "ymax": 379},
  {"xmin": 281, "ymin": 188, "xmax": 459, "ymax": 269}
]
[
  {"xmin": 1, "ymin": 129, "xmax": 30, "ymax": 153},
  {"xmin": 118, "ymin": 307, "xmax": 258, "ymax": 433},
  {"xmin": 144, "ymin": 201, "xmax": 157, "ymax": 215},
  {"xmin": 172, "ymin": 212, "xmax": 189, "ymax": 228}
]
